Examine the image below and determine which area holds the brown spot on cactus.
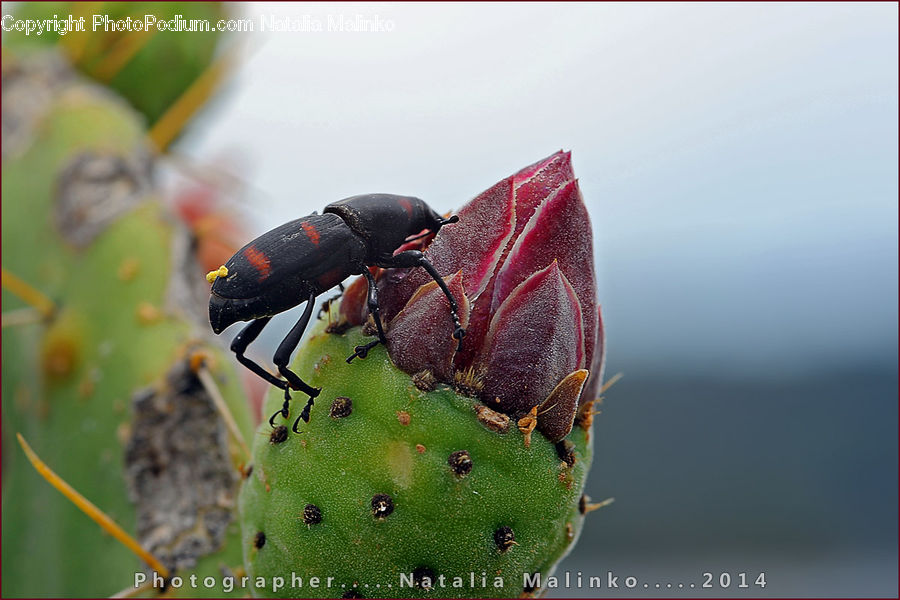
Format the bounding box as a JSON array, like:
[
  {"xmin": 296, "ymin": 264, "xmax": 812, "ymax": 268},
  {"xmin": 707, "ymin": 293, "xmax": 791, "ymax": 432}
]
[
  {"xmin": 565, "ymin": 522, "xmax": 575, "ymax": 541},
  {"xmin": 329, "ymin": 396, "xmax": 352, "ymax": 418},
  {"xmin": 518, "ymin": 406, "xmax": 538, "ymax": 448},
  {"xmin": 448, "ymin": 450, "xmax": 473, "ymax": 476},
  {"xmin": 555, "ymin": 440, "xmax": 576, "ymax": 468},
  {"xmin": 411, "ymin": 369, "xmax": 436, "ymax": 391},
  {"xmin": 415, "ymin": 443, "xmax": 426, "ymax": 454},
  {"xmin": 253, "ymin": 531, "xmax": 266, "ymax": 549},
  {"xmin": 396, "ymin": 410, "xmax": 411, "ymax": 426},
  {"xmin": 412, "ymin": 567, "xmax": 437, "ymax": 590},
  {"xmin": 269, "ymin": 425, "xmax": 288, "ymax": 445},
  {"xmin": 116, "ymin": 422, "xmax": 131, "ymax": 446},
  {"xmin": 244, "ymin": 464, "xmax": 254, "ymax": 479},
  {"xmin": 302, "ymin": 503, "xmax": 322, "ymax": 526},
  {"xmin": 117, "ymin": 256, "xmax": 140, "ymax": 281},
  {"xmin": 136, "ymin": 301, "xmax": 162, "ymax": 324},
  {"xmin": 371, "ymin": 493, "xmax": 394, "ymax": 519},
  {"xmin": 536, "ymin": 369, "xmax": 588, "ymax": 442},
  {"xmin": 77, "ymin": 375, "xmax": 95, "ymax": 399},
  {"xmin": 40, "ymin": 317, "xmax": 82, "ymax": 380},
  {"xmin": 494, "ymin": 526, "xmax": 516, "ymax": 552},
  {"xmin": 476, "ymin": 404, "xmax": 510, "ymax": 433}
]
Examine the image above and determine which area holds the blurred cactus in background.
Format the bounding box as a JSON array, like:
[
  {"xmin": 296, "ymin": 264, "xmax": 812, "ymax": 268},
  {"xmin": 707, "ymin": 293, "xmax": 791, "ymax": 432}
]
[
  {"xmin": 4, "ymin": 2, "xmax": 227, "ymax": 126},
  {"xmin": 1, "ymin": 2, "xmax": 255, "ymax": 596}
]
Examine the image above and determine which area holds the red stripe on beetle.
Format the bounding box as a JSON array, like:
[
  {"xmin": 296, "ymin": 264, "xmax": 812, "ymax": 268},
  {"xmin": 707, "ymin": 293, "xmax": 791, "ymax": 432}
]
[
  {"xmin": 301, "ymin": 221, "xmax": 320, "ymax": 245},
  {"xmin": 397, "ymin": 197, "xmax": 413, "ymax": 217},
  {"xmin": 243, "ymin": 245, "xmax": 272, "ymax": 281}
]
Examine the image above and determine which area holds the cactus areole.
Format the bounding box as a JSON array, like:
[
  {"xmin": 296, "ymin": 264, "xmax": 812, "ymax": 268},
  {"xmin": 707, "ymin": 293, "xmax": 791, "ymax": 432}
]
[
  {"xmin": 207, "ymin": 194, "xmax": 465, "ymax": 433},
  {"xmin": 237, "ymin": 151, "xmax": 606, "ymax": 598}
]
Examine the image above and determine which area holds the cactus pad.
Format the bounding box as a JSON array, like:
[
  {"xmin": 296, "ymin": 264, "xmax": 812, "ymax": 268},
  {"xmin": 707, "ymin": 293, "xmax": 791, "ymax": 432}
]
[{"xmin": 239, "ymin": 320, "xmax": 592, "ymax": 598}]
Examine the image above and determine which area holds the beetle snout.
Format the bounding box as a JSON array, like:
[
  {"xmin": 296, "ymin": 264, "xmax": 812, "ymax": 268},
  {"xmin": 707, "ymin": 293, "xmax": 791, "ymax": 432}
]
[{"xmin": 209, "ymin": 293, "xmax": 239, "ymax": 335}]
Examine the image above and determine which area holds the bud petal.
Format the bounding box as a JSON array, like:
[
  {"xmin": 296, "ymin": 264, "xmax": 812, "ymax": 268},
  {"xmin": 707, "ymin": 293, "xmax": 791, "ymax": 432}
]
[
  {"xmin": 387, "ymin": 270, "xmax": 470, "ymax": 381},
  {"xmin": 492, "ymin": 179, "xmax": 598, "ymax": 369},
  {"xmin": 511, "ymin": 150, "xmax": 575, "ymax": 241},
  {"xmin": 480, "ymin": 261, "xmax": 584, "ymax": 413},
  {"xmin": 536, "ymin": 369, "xmax": 588, "ymax": 442},
  {"xmin": 426, "ymin": 177, "xmax": 516, "ymax": 300}
]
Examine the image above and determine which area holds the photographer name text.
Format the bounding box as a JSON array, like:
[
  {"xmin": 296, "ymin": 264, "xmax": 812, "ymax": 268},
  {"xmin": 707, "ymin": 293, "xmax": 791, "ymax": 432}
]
[{"xmin": 134, "ymin": 570, "xmax": 768, "ymax": 594}]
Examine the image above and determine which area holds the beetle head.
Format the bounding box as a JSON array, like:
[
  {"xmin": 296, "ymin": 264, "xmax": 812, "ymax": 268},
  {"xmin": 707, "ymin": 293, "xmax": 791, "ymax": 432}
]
[
  {"xmin": 209, "ymin": 272, "xmax": 274, "ymax": 333},
  {"xmin": 325, "ymin": 194, "xmax": 458, "ymax": 260},
  {"xmin": 209, "ymin": 291, "xmax": 241, "ymax": 334}
]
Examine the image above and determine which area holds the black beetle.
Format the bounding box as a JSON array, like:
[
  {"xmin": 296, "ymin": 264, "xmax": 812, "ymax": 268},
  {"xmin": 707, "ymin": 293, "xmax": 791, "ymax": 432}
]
[{"xmin": 208, "ymin": 194, "xmax": 465, "ymax": 433}]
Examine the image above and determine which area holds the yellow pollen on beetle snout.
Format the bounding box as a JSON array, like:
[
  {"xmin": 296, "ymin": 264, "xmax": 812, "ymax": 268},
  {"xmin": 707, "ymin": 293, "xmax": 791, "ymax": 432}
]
[{"xmin": 206, "ymin": 265, "xmax": 228, "ymax": 283}]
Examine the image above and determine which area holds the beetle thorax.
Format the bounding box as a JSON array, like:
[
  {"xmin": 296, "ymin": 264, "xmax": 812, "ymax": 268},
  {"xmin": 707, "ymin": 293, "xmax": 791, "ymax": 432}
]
[{"xmin": 325, "ymin": 194, "xmax": 439, "ymax": 260}]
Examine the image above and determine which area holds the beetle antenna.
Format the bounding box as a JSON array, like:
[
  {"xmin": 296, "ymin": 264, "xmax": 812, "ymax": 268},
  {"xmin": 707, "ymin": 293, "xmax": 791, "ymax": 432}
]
[{"xmin": 439, "ymin": 215, "xmax": 459, "ymax": 226}]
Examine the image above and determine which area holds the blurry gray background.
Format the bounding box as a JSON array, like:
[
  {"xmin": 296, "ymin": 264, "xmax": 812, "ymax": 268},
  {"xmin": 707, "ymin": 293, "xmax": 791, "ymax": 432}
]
[{"xmin": 177, "ymin": 3, "xmax": 898, "ymax": 597}]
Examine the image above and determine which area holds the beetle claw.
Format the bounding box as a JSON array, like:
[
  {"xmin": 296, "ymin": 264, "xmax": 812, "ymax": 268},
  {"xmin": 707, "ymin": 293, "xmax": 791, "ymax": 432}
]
[
  {"xmin": 453, "ymin": 326, "xmax": 466, "ymax": 352},
  {"xmin": 292, "ymin": 414, "xmax": 304, "ymax": 434},
  {"xmin": 268, "ymin": 408, "xmax": 284, "ymax": 428},
  {"xmin": 347, "ymin": 340, "xmax": 380, "ymax": 363}
]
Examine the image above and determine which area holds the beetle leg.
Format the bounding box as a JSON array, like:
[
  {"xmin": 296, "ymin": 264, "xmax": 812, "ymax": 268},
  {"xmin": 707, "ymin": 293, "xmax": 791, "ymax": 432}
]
[
  {"xmin": 362, "ymin": 269, "xmax": 388, "ymax": 344},
  {"xmin": 230, "ymin": 318, "xmax": 295, "ymax": 426},
  {"xmin": 231, "ymin": 318, "xmax": 293, "ymax": 391},
  {"xmin": 273, "ymin": 290, "xmax": 321, "ymax": 426},
  {"xmin": 268, "ymin": 388, "xmax": 292, "ymax": 428},
  {"xmin": 380, "ymin": 250, "xmax": 466, "ymax": 351},
  {"xmin": 291, "ymin": 397, "xmax": 316, "ymax": 434},
  {"xmin": 346, "ymin": 269, "xmax": 389, "ymax": 363}
]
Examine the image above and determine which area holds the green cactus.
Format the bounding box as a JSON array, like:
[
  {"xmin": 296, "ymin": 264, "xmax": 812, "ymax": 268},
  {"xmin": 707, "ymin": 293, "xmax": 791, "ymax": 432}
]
[
  {"xmin": 1, "ymin": 52, "xmax": 251, "ymax": 597},
  {"xmin": 5, "ymin": 2, "xmax": 227, "ymax": 126},
  {"xmin": 239, "ymin": 319, "xmax": 592, "ymax": 599}
]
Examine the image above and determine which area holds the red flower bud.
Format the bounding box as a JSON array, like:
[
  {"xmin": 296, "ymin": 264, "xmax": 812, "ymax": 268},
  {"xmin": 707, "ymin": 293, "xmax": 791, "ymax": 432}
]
[{"xmin": 344, "ymin": 151, "xmax": 604, "ymax": 441}]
